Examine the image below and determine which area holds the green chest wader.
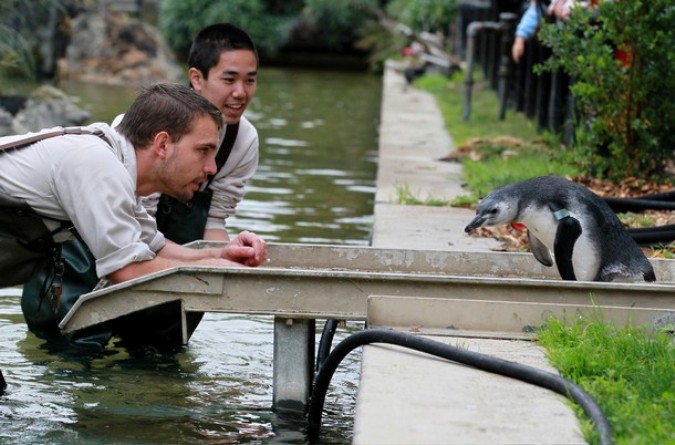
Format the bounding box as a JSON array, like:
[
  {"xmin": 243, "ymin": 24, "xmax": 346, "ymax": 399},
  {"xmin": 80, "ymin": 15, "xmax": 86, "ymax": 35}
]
[{"xmin": 22, "ymin": 123, "xmax": 240, "ymax": 350}]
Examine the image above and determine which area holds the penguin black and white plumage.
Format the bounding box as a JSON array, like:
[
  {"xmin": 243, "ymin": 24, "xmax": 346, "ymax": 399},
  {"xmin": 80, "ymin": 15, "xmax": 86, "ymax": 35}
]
[{"xmin": 464, "ymin": 175, "xmax": 656, "ymax": 282}]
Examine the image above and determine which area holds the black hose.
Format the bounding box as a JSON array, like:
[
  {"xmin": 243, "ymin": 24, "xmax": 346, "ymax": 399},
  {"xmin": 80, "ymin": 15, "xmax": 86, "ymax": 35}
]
[
  {"xmin": 627, "ymin": 224, "xmax": 675, "ymax": 245},
  {"xmin": 316, "ymin": 319, "xmax": 339, "ymax": 372},
  {"xmin": 628, "ymin": 190, "xmax": 675, "ymax": 201},
  {"xmin": 604, "ymin": 197, "xmax": 675, "ymax": 213},
  {"xmin": 308, "ymin": 329, "xmax": 613, "ymax": 445},
  {"xmin": 603, "ymin": 190, "xmax": 675, "ymax": 205},
  {"xmin": 599, "ymin": 194, "xmax": 675, "ymax": 245},
  {"xmin": 602, "ymin": 196, "xmax": 675, "ymax": 245}
]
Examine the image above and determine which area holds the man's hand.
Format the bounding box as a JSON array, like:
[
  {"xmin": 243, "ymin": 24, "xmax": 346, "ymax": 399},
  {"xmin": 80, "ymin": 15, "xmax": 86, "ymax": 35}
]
[
  {"xmin": 221, "ymin": 230, "xmax": 268, "ymax": 266},
  {"xmin": 548, "ymin": 0, "xmax": 574, "ymax": 21}
]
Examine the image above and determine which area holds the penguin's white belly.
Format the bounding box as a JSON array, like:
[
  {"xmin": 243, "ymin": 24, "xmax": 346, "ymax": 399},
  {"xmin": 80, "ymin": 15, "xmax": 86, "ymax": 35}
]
[
  {"xmin": 570, "ymin": 234, "xmax": 600, "ymax": 281},
  {"xmin": 524, "ymin": 212, "xmax": 601, "ymax": 281}
]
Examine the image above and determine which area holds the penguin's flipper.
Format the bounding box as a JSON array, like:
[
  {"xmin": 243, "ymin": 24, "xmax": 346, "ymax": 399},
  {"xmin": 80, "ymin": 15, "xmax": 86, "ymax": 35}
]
[
  {"xmin": 553, "ymin": 214, "xmax": 583, "ymax": 281},
  {"xmin": 528, "ymin": 232, "xmax": 554, "ymax": 267}
]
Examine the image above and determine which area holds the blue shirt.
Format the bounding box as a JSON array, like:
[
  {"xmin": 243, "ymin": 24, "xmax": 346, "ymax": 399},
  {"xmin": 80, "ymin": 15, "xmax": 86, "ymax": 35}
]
[{"xmin": 515, "ymin": 3, "xmax": 543, "ymax": 39}]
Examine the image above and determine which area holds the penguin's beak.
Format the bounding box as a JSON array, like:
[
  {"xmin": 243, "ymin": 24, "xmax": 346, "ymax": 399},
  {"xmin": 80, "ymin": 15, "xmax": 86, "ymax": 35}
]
[{"xmin": 464, "ymin": 215, "xmax": 485, "ymax": 232}]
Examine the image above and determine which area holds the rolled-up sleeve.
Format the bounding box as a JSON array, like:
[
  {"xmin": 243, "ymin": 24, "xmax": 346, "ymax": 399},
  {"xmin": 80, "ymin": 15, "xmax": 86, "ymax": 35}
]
[
  {"xmin": 516, "ymin": 4, "xmax": 542, "ymax": 39},
  {"xmin": 52, "ymin": 141, "xmax": 161, "ymax": 279}
]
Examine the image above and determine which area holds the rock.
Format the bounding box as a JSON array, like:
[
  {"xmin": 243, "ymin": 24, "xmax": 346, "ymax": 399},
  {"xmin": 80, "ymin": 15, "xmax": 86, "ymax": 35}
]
[
  {"xmin": 64, "ymin": 11, "xmax": 182, "ymax": 85},
  {"xmin": 0, "ymin": 109, "xmax": 13, "ymax": 136},
  {"xmin": 3, "ymin": 85, "xmax": 90, "ymax": 135}
]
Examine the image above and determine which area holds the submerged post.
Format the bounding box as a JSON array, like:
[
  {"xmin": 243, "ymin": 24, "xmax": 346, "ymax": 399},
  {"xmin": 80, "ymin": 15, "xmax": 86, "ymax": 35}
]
[
  {"xmin": 0, "ymin": 368, "xmax": 6, "ymax": 396},
  {"xmin": 272, "ymin": 317, "xmax": 315, "ymax": 413}
]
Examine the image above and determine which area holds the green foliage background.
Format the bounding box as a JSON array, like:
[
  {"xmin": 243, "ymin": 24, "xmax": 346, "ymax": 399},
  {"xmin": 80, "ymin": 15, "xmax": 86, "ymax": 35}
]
[
  {"xmin": 387, "ymin": 0, "xmax": 458, "ymax": 35},
  {"xmin": 0, "ymin": 0, "xmax": 64, "ymax": 82},
  {"xmin": 158, "ymin": 0, "xmax": 297, "ymax": 57},
  {"xmin": 538, "ymin": 0, "xmax": 675, "ymax": 181}
]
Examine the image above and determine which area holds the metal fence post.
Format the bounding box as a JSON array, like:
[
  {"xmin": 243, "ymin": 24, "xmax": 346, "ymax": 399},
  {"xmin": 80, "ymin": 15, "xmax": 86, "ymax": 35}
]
[{"xmin": 498, "ymin": 12, "xmax": 518, "ymax": 120}]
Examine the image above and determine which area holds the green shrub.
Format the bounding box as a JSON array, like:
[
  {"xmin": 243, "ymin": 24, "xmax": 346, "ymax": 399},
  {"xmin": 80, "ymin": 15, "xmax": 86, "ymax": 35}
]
[
  {"xmin": 302, "ymin": 0, "xmax": 379, "ymax": 51},
  {"xmin": 0, "ymin": 0, "xmax": 64, "ymax": 82},
  {"xmin": 537, "ymin": 1, "xmax": 675, "ymax": 181},
  {"xmin": 158, "ymin": 0, "xmax": 296, "ymax": 57},
  {"xmin": 387, "ymin": 0, "xmax": 458, "ymax": 34}
]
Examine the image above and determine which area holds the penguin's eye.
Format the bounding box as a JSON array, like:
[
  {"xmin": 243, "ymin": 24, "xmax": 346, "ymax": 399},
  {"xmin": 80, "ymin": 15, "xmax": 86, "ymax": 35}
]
[{"xmin": 489, "ymin": 208, "xmax": 499, "ymax": 215}]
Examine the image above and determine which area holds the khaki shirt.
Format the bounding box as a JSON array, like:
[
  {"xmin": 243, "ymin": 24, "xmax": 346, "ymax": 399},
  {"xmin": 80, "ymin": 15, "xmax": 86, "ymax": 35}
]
[{"xmin": 0, "ymin": 124, "xmax": 165, "ymax": 279}]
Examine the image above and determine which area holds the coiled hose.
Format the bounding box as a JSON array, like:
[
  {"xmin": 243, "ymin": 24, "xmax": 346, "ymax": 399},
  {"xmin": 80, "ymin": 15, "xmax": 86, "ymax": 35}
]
[
  {"xmin": 603, "ymin": 191, "xmax": 675, "ymax": 246},
  {"xmin": 308, "ymin": 328, "xmax": 613, "ymax": 445}
]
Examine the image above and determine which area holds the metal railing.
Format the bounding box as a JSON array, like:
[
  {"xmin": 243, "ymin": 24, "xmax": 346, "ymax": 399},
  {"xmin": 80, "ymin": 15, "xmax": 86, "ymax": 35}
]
[{"xmin": 457, "ymin": 0, "xmax": 575, "ymax": 145}]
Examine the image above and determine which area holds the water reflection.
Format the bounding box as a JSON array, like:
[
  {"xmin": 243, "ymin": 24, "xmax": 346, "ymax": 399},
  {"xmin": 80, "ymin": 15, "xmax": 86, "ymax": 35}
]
[
  {"xmin": 230, "ymin": 68, "xmax": 380, "ymax": 245},
  {"xmin": 0, "ymin": 67, "xmax": 381, "ymax": 444}
]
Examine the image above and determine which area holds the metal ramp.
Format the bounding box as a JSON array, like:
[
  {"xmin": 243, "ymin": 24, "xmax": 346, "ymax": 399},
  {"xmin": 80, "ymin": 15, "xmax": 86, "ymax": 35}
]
[{"xmin": 59, "ymin": 242, "xmax": 675, "ymax": 410}]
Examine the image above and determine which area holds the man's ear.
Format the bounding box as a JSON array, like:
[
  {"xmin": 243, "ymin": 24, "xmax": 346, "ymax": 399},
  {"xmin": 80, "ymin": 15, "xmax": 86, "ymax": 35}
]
[
  {"xmin": 188, "ymin": 67, "xmax": 204, "ymax": 92},
  {"xmin": 153, "ymin": 131, "xmax": 171, "ymax": 160}
]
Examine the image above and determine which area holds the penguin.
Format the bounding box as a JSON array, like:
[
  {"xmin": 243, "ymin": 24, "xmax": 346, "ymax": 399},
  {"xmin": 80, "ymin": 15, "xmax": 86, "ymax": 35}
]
[{"xmin": 464, "ymin": 175, "xmax": 656, "ymax": 282}]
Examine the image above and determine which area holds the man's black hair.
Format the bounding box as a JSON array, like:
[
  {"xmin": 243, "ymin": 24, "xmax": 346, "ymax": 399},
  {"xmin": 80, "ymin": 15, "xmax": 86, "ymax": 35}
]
[{"xmin": 188, "ymin": 23, "xmax": 258, "ymax": 79}]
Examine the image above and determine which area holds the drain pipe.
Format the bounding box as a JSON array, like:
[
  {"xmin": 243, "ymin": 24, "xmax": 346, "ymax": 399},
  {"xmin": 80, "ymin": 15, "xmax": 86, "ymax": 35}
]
[
  {"xmin": 497, "ymin": 13, "xmax": 518, "ymax": 120},
  {"xmin": 463, "ymin": 13, "xmax": 518, "ymax": 121}
]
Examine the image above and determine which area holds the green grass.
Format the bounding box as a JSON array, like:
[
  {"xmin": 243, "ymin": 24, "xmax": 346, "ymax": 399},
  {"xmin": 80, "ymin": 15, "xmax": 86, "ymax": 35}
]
[
  {"xmin": 415, "ymin": 73, "xmax": 540, "ymax": 144},
  {"xmin": 393, "ymin": 182, "xmax": 452, "ymax": 206},
  {"xmin": 415, "ymin": 72, "xmax": 580, "ymax": 202},
  {"xmin": 537, "ymin": 316, "xmax": 674, "ymax": 445},
  {"xmin": 462, "ymin": 146, "xmax": 577, "ymax": 199}
]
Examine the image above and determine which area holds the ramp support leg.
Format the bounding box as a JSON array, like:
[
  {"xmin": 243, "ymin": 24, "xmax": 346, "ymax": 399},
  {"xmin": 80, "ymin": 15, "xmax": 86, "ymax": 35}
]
[{"xmin": 272, "ymin": 317, "xmax": 315, "ymax": 413}]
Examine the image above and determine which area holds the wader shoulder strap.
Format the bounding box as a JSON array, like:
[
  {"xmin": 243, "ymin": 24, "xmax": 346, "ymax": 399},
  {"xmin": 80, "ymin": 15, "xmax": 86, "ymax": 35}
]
[
  {"xmin": 206, "ymin": 122, "xmax": 240, "ymax": 187},
  {"xmin": 156, "ymin": 122, "xmax": 240, "ymax": 244},
  {"xmin": 0, "ymin": 126, "xmax": 107, "ymax": 153}
]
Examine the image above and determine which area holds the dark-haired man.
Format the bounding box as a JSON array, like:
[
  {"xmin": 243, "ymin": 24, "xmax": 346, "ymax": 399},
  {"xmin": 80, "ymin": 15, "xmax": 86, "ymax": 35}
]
[
  {"xmin": 0, "ymin": 83, "xmax": 267, "ymax": 290},
  {"xmin": 20, "ymin": 25, "xmax": 265, "ymax": 347},
  {"xmin": 149, "ymin": 22, "xmax": 261, "ymax": 243}
]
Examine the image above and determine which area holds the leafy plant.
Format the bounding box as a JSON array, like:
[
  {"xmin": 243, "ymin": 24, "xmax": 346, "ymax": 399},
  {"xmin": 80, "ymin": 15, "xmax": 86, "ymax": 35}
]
[
  {"xmin": 302, "ymin": 0, "xmax": 379, "ymax": 51},
  {"xmin": 354, "ymin": 0, "xmax": 459, "ymax": 72},
  {"xmin": 0, "ymin": 0, "xmax": 66, "ymax": 83},
  {"xmin": 537, "ymin": 1, "xmax": 675, "ymax": 180},
  {"xmin": 386, "ymin": 0, "xmax": 458, "ymax": 35},
  {"xmin": 158, "ymin": 0, "xmax": 296, "ymax": 57}
]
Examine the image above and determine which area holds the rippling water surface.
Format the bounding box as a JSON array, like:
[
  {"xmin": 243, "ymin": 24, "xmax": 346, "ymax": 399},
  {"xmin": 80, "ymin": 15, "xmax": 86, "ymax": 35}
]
[{"xmin": 0, "ymin": 67, "xmax": 382, "ymax": 444}]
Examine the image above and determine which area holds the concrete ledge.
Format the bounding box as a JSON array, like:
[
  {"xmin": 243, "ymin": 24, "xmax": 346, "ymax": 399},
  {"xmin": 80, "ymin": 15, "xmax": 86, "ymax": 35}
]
[
  {"xmin": 359, "ymin": 61, "xmax": 588, "ymax": 444},
  {"xmin": 353, "ymin": 334, "xmax": 585, "ymax": 445}
]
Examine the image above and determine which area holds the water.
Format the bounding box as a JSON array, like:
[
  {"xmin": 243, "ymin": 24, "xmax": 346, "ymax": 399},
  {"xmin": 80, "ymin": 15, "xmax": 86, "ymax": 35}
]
[{"xmin": 0, "ymin": 67, "xmax": 382, "ymax": 444}]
